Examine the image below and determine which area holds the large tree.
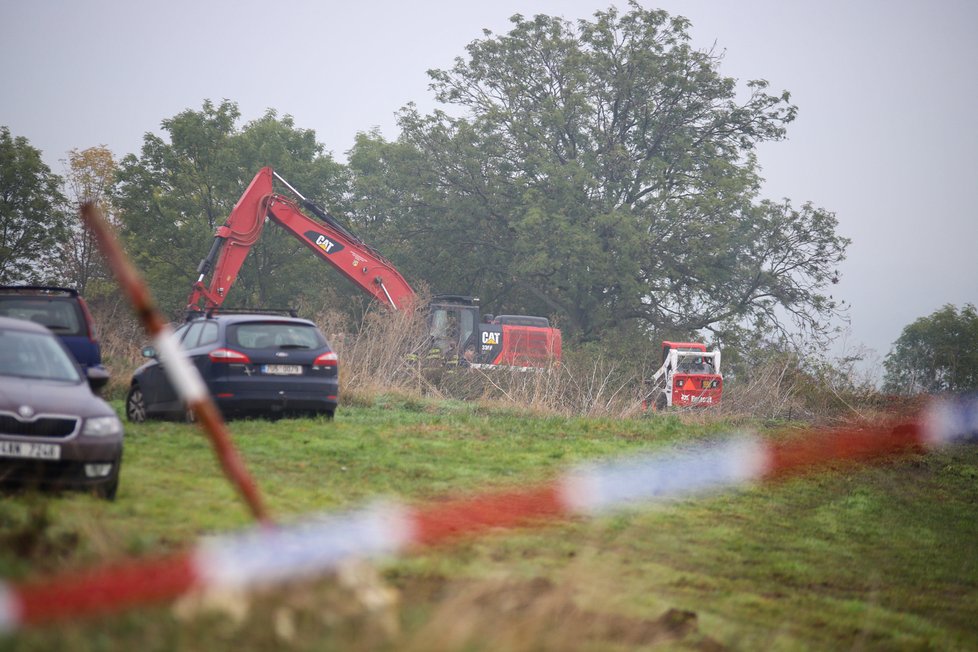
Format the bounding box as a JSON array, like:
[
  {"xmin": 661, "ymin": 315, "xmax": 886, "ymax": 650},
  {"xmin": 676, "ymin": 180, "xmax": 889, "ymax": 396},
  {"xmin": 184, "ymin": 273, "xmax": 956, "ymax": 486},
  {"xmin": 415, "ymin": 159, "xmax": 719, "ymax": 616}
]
[
  {"xmin": 0, "ymin": 126, "xmax": 68, "ymax": 283},
  {"xmin": 113, "ymin": 100, "xmax": 348, "ymax": 315},
  {"xmin": 883, "ymin": 304, "xmax": 978, "ymax": 395},
  {"xmin": 348, "ymin": 4, "xmax": 848, "ymax": 347},
  {"xmin": 54, "ymin": 146, "xmax": 117, "ymax": 295}
]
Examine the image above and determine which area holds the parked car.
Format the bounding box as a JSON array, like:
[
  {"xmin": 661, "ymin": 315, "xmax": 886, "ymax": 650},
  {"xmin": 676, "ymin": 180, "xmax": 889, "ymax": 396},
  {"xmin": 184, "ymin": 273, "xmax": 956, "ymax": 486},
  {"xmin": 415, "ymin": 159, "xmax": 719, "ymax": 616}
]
[
  {"xmin": 126, "ymin": 311, "xmax": 339, "ymax": 422},
  {"xmin": 0, "ymin": 316, "xmax": 123, "ymax": 500},
  {"xmin": 0, "ymin": 286, "xmax": 108, "ymax": 383}
]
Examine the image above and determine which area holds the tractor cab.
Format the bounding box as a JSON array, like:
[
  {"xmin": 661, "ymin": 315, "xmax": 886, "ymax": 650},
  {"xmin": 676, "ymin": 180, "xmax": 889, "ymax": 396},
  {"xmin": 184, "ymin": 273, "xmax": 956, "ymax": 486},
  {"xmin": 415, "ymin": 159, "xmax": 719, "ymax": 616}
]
[{"xmin": 645, "ymin": 341, "xmax": 723, "ymax": 410}]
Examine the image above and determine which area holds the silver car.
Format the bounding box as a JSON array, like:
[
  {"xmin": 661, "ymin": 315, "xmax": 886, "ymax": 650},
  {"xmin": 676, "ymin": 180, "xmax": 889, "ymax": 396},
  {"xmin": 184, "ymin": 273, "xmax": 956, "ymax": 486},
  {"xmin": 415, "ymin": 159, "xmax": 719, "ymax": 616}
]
[{"xmin": 0, "ymin": 316, "xmax": 123, "ymax": 499}]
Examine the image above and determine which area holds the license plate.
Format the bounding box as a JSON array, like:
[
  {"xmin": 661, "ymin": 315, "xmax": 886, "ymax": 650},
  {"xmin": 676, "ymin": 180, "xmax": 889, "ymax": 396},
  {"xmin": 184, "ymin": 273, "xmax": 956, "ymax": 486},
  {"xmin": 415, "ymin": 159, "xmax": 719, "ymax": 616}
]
[
  {"xmin": 261, "ymin": 364, "xmax": 302, "ymax": 376},
  {"xmin": 0, "ymin": 441, "xmax": 61, "ymax": 460}
]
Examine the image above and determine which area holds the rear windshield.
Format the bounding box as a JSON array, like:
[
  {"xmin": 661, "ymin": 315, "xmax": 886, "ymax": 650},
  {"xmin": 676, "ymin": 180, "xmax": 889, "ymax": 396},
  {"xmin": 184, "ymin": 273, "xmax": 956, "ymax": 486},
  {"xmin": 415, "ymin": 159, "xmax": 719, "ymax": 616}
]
[
  {"xmin": 228, "ymin": 322, "xmax": 327, "ymax": 350},
  {"xmin": 0, "ymin": 328, "xmax": 82, "ymax": 382},
  {"xmin": 0, "ymin": 298, "xmax": 85, "ymax": 336}
]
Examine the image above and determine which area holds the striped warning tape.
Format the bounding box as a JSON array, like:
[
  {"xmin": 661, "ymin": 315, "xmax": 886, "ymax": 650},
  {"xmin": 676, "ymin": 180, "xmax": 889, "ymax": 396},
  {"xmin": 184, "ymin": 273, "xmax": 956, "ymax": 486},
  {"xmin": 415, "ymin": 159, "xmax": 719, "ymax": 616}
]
[
  {"xmin": 79, "ymin": 202, "xmax": 270, "ymax": 523},
  {"xmin": 0, "ymin": 395, "xmax": 974, "ymax": 632}
]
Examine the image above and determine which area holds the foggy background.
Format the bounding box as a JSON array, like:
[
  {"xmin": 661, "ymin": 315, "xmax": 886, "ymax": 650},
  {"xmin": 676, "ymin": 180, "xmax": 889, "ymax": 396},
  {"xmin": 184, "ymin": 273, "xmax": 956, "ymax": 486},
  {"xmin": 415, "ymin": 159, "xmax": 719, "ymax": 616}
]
[{"xmin": 2, "ymin": 0, "xmax": 976, "ymax": 367}]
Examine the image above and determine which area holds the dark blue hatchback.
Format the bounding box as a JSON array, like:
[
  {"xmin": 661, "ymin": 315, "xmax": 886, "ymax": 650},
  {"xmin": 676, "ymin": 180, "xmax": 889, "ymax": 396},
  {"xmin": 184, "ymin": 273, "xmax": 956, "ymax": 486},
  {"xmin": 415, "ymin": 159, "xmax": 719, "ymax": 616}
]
[
  {"xmin": 126, "ymin": 311, "xmax": 339, "ymax": 421},
  {"xmin": 0, "ymin": 287, "xmax": 107, "ymax": 380}
]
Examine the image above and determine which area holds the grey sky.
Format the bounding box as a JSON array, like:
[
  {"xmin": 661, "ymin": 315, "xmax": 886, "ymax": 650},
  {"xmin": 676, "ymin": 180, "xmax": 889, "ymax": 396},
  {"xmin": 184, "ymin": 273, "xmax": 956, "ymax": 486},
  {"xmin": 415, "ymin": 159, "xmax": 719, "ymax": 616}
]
[{"xmin": 2, "ymin": 0, "xmax": 976, "ymax": 365}]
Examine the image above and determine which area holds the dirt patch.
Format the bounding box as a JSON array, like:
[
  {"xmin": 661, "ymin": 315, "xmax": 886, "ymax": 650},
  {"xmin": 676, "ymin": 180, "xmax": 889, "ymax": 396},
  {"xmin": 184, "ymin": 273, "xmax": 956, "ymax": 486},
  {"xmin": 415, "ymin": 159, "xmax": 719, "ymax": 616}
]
[
  {"xmin": 0, "ymin": 502, "xmax": 81, "ymax": 571},
  {"xmin": 399, "ymin": 574, "xmax": 719, "ymax": 651}
]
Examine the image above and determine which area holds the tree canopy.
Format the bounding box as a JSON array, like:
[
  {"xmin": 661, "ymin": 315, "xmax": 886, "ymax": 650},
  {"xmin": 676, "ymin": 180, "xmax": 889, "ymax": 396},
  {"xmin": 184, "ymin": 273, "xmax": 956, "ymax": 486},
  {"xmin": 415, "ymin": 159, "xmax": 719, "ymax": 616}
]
[
  {"xmin": 54, "ymin": 146, "xmax": 117, "ymax": 296},
  {"xmin": 347, "ymin": 3, "xmax": 848, "ymax": 348},
  {"xmin": 61, "ymin": 4, "xmax": 852, "ymax": 355},
  {"xmin": 883, "ymin": 304, "xmax": 978, "ymax": 395},
  {"xmin": 112, "ymin": 100, "xmax": 349, "ymax": 315},
  {"xmin": 0, "ymin": 126, "xmax": 67, "ymax": 284}
]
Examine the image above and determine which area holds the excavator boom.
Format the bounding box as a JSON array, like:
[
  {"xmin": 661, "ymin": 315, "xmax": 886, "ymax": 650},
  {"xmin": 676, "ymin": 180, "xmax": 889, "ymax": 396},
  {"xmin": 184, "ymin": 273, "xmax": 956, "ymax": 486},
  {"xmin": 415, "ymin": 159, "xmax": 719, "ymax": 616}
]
[{"xmin": 188, "ymin": 167, "xmax": 414, "ymax": 312}]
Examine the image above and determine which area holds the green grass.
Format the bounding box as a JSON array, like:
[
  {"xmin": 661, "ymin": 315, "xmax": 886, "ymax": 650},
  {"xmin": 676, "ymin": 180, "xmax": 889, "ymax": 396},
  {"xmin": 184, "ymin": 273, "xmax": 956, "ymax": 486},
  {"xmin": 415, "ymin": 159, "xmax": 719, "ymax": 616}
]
[{"xmin": 1, "ymin": 398, "xmax": 976, "ymax": 651}]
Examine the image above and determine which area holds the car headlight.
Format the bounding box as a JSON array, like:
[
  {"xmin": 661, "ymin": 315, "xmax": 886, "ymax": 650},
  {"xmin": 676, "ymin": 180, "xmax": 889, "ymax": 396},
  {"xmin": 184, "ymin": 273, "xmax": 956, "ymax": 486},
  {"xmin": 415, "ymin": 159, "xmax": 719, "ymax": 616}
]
[{"xmin": 83, "ymin": 415, "xmax": 123, "ymax": 437}]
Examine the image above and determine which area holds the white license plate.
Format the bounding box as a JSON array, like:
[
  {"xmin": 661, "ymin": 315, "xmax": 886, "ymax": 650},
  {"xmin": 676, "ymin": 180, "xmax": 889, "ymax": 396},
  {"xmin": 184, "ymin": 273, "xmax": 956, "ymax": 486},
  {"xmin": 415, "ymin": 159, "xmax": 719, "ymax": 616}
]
[
  {"xmin": 0, "ymin": 441, "xmax": 61, "ymax": 460},
  {"xmin": 261, "ymin": 364, "xmax": 303, "ymax": 376}
]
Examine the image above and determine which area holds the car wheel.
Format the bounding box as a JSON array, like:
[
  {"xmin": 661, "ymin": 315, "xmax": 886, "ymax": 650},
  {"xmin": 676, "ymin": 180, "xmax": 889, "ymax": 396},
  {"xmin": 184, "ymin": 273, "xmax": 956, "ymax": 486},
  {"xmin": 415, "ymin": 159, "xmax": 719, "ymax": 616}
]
[
  {"xmin": 126, "ymin": 385, "xmax": 147, "ymax": 423},
  {"xmin": 96, "ymin": 476, "xmax": 119, "ymax": 501}
]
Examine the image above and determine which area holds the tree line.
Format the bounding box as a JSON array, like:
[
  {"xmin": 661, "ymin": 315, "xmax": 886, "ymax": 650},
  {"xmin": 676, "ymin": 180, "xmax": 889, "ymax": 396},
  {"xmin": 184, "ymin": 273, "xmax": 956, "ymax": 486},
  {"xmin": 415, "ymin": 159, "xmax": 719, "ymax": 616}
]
[{"xmin": 1, "ymin": 4, "xmax": 972, "ymax": 393}]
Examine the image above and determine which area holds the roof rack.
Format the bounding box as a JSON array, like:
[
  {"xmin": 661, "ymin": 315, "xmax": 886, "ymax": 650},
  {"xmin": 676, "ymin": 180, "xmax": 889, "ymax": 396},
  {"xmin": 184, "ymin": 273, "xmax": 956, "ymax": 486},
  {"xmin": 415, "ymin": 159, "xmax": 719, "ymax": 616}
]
[
  {"xmin": 0, "ymin": 286, "xmax": 80, "ymax": 297},
  {"xmin": 186, "ymin": 307, "xmax": 300, "ymax": 321}
]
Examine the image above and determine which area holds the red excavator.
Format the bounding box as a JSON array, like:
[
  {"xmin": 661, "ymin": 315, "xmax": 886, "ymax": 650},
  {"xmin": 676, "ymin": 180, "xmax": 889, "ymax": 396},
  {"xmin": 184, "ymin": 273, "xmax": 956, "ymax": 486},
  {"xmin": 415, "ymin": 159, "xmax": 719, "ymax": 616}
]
[{"xmin": 187, "ymin": 167, "xmax": 561, "ymax": 369}]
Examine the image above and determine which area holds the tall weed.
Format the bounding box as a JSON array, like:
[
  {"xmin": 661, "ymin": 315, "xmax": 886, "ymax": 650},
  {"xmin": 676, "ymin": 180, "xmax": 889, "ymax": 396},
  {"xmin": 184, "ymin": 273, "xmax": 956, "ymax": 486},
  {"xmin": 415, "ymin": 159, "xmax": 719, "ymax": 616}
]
[
  {"xmin": 311, "ymin": 305, "xmax": 645, "ymax": 418},
  {"xmin": 90, "ymin": 295, "xmax": 894, "ymax": 424}
]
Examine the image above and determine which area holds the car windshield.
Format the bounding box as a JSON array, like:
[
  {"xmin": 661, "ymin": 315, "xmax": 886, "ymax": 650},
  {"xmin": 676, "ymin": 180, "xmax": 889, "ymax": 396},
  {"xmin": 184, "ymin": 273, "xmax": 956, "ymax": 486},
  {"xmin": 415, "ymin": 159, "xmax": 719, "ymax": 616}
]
[
  {"xmin": 229, "ymin": 322, "xmax": 326, "ymax": 350},
  {"xmin": 0, "ymin": 328, "xmax": 82, "ymax": 382}
]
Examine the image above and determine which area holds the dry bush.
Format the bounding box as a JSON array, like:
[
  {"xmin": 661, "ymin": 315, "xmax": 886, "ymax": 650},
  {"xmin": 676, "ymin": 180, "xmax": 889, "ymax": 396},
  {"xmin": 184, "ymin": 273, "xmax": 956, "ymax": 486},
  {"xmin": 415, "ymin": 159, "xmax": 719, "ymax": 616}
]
[
  {"xmin": 88, "ymin": 297, "xmax": 146, "ymax": 400},
  {"xmin": 718, "ymin": 351, "xmax": 893, "ymax": 425},
  {"xmin": 310, "ymin": 302, "xmax": 647, "ymax": 419},
  {"xmin": 719, "ymin": 356, "xmax": 810, "ymax": 421},
  {"xmin": 312, "ymin": 297, "xmax": 434, "ymax": 400},
  {"xmin": 463, "ymin": 356, "xmax": 645, "ymax": 419}
]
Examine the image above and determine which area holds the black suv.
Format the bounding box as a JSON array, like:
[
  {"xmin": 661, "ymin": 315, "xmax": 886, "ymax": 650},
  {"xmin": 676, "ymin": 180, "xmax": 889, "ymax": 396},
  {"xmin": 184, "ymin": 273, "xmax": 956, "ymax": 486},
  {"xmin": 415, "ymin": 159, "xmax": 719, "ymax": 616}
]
[
  {"xmin": 0, "ymin": 286, "xmax": 108, "ymax": 381},
  {"xmin": 126, "ymin": 311, "xmax": 339, "ymax": 421}
]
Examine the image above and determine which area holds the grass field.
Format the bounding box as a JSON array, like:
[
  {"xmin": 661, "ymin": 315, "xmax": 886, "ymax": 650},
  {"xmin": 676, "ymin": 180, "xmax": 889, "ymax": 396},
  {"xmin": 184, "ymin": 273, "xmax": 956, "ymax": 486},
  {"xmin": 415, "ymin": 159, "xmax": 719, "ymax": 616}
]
[{"xmin": 1, "ymin": 396, "xmax": 977, "ymax": 651}]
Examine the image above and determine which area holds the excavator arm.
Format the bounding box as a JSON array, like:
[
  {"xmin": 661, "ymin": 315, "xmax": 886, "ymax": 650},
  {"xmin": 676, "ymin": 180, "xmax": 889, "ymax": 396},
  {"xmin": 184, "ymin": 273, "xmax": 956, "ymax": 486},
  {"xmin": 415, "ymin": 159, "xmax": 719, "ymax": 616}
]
[{"xmin": 187, "ymin": 167, "xmax": 415, "ymax": 313}]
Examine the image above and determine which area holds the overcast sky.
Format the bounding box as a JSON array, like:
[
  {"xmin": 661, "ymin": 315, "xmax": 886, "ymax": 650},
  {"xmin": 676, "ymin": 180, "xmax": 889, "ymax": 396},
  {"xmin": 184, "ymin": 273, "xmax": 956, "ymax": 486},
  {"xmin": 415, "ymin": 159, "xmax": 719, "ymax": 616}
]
[{"xmin": 2, "ymin": 0, "xmax": 976, "ymax": 366}]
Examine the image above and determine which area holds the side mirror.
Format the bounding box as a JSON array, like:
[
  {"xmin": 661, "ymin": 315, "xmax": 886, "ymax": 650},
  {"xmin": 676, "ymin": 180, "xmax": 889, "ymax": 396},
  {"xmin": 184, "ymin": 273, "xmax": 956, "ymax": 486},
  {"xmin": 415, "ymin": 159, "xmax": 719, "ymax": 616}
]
[
  {"xmin": 141, "ymin": 345, "xmax": 158, "ymax": 359},
  {"xmin": 86, "ymin": 366, "xmax": 110, "ymax": 392}
]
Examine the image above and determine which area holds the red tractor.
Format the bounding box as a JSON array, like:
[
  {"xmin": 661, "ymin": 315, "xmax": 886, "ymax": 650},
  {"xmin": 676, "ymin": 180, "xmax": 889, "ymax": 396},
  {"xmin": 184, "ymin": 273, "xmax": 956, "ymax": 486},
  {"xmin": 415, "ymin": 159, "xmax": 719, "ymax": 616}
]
[
  {"xmin": 644, "ymin": 341, "xmax": 723, "ymax": 411},
  {"xmin": 187, "ymin": 167, "xmax": 561, "ymax": 369}
]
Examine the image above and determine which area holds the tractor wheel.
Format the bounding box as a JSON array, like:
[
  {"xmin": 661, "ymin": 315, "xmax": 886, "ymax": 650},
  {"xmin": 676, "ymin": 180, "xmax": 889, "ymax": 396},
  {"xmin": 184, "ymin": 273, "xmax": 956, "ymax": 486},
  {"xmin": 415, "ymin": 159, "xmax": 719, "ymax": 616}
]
[{"xmin": 653, "ymin": 393, "xmax": 668, "ymax": 412}]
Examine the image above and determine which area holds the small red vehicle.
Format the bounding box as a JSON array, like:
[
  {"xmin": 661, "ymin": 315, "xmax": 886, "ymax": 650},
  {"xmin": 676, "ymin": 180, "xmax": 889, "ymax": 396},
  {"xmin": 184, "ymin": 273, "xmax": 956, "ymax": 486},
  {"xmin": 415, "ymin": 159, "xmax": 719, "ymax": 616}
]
[{"xmin": 644, "ymin": 341, "xmax": 723, "ymax": 410}]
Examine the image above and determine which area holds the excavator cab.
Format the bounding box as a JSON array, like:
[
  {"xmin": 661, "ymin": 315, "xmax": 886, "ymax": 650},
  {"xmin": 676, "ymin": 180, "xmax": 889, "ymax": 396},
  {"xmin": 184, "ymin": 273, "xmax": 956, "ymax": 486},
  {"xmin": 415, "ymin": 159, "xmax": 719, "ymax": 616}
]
[
  {"xmin": 427, "ymin": 295, "xmax": 561, "ymax": 368},
  {"xmin": 428, "ymin": 296, "xmax": 479, "ymax": 362}
]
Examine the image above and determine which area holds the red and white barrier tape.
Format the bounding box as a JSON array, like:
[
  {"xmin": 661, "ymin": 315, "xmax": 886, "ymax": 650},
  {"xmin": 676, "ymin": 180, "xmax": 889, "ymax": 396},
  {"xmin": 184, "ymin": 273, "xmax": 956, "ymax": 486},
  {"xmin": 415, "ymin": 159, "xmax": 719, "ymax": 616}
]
[
  {"xmin": 79, "ymin": 203, "xmax": 270, "ymax": 523},
  {"xmin": 0, "ymin": 395, "xmax": 974, "ymax": 632}
]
